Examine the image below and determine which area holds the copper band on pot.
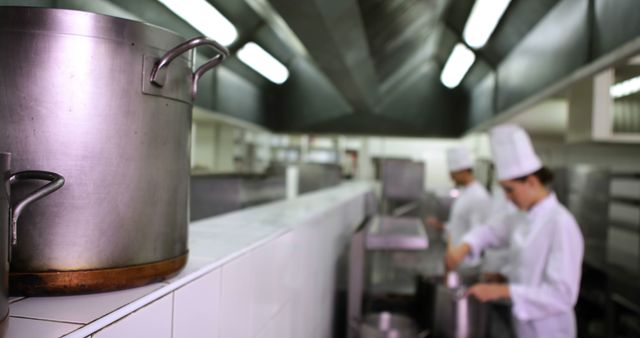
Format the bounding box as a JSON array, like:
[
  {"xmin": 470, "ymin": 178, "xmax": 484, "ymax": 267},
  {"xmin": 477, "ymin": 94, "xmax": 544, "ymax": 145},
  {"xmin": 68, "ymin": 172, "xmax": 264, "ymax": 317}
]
[{"xmin": 9, "ymin": 253, "xmax": 188, "ymax": 296}]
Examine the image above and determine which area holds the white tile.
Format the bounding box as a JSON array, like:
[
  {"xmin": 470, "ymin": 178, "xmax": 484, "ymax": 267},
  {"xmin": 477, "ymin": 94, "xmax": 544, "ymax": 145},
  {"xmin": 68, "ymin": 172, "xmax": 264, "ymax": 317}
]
[
  {"xmin": 273, "ymin": 302, "xmax": 293, "ymax": 338},
  {"xmin": 173, "ymin": 269, "xmax": 221, "ymax": 338},
  {"xmin": 219, "ymin": 252, "xmax": 255, "ymax": 338},
  {"xmin": 251, "ymin": 234, "xmax": 292, "ymax": 336},
  {"xmin": 273, "ymin": 232, "xmax": 294, "ymax": 305},
  {"xmin": 291, "ymin": 297, "xmax": 310, "ymax": 338},
  {"xmin": 289, "ymin": 211, "xmax": 348, "ymax": 338},
  {"xmin": 4, "ymin": 317, "xmax": 81, "ymax": 338},
  {"xmin": 255, "ymin": 320, "xmax": 276, "ymax": 338},
  {"xmin": 290, "ymin": 227, "xmax": 316, "ymax": 338},
  {"xmin": 92, "ymin": 294, "xmax": 172, "ymax": 338},
  {"xmin": 10, "ymin": 283, "xmax": 163, "ymax": 324}
]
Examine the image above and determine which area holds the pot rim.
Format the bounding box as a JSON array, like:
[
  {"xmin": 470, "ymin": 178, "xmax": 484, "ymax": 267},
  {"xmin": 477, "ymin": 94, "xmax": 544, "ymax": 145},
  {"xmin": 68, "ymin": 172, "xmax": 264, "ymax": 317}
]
[{"xmin": 0, "ymin": 6, "xmax": 187, "ymax": 51}]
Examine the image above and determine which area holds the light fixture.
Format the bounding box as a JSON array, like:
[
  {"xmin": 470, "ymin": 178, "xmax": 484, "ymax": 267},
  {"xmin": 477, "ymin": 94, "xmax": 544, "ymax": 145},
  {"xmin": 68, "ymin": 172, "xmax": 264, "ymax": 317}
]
[
  {"xmin": 237, "ymin": 42, "xmax": 289, "ymax": 84},
  {"xmin": 440, "ymin": 43, "xmax": 476, "ymax": 89},
  {"xmin": 157, "ymin": 0, "xmax": 238, "ymax": 46},
  {"xmin": 610, "ymin": 75, "xmax": 640, "ymax": 98},
  {"xmin": 463, "ymin": 0, "xmax": 512, "ymax": 49}
]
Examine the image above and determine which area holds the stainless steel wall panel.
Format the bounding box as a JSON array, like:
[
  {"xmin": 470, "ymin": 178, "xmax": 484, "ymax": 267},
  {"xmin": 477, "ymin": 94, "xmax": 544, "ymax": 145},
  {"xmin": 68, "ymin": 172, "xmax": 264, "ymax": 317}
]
[
  {"xmin": 298, "ymin": 163, "xmax": 342, "ymax": 194},
  {"xmin": 468, "ymin": 72, "xmax": 496, "ymax": 129},
  {"xmin": 272, "ymin": 57, "xmax": 352, "ymax": 131},
  {"xmin": 564, "ymin": 166, "xmax": 610, "ymax": 242},
  {"xmin": 610, "ymin": 177, "xmax": 640, "ymax": 200},
  {"xmin": 568, "ymin": 165, "xmax": 610, "ymax": 196},
  {"xmin": 496, "ymin": 0, "xmax": 589, "ymax": 112},
  {"xmin": 606, "ymin": 226, "xmax": 640, "ymax": 273},
  {"xmin": 190, "ymin": 175, "xmax": 286, "ymax": 221},
  {"xmin": 190, "ymin": 177, "xmax": 243, "ymax": 221},
  {"xmin": 551, "ymin": 166, "xmax": 569, "ymax": 207},
  {"xmin": 593, "ymin": 0, "xmax": 640, "ymax": 59},
  {"xmin": 216, "ymin": 66, "xmax": 267, "ymax": 126},
  {"xmin": 569, "ymin": 193, "xmax": 609, "ymax": 241},
  {"xmin": 479, "ymin": 0, "xmax": 560, "ymax": 66},
  {"xmin": 268, "ymin": 0, "xmax": 379, "ymax": 113},
  {"xmin": 609, "ymin": 202, "xmax": 640, "ymax": 229},
  {"xmin": 376, "ymin": 67, "xmax": 467, "ymax": 137}
]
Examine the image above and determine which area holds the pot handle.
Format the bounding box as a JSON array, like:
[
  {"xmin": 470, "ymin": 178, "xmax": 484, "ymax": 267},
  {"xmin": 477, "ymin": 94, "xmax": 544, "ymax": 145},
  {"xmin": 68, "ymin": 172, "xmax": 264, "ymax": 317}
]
[
  {"xmin": 150, "ymin": 36, "xmax": 230, "ymax": 100},
  {"xmin": 9, "ymin": 171, "xmax": 65, "ymax": 246}
]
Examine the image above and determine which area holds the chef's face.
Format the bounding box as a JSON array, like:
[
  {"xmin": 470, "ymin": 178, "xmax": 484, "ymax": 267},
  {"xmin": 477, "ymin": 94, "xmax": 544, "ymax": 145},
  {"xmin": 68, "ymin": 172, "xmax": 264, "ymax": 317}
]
[
  {"xmin": 450, "ymin": 170, "xmax": 467, "ymax": 186},
  {"xmin": 500, "ymin": 177, "xmax": 535, "ymax": 210}
]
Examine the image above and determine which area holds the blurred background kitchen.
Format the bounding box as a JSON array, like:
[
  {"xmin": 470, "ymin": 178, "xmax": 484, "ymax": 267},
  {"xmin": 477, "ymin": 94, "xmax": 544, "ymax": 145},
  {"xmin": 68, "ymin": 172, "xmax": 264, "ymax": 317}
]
[{"xmin": 0, "ymin": 0, "xmax": 639, "ymax": 337}]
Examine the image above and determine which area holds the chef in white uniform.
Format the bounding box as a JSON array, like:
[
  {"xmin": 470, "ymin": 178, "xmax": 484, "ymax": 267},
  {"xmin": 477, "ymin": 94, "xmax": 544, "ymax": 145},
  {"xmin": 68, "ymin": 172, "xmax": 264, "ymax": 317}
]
[
  {"xmin": 480, "ymin": 185, "xmax": 516, "ymax": 280},
  {"xmin": 445, "ymin": 124, "xmax": 584, "ymax": 338},
  {"xmin": 427, "ymin": 146, "xmax": 492, "ymax": 268}
]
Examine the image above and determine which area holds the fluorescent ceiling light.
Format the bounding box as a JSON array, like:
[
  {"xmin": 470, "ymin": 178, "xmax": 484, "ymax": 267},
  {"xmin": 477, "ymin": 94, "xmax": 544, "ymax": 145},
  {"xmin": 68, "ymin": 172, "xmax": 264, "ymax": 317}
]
[
  {"xmin": 237, "ymin": 42, "xmax": 289, "ymax": 84},
  {"xmin": 463, "ymin": 0, "xmax": 512, "ymax": 49},
  {"xmin": 440, "ymin": 43, "xmax": 476, "ymax": 89},
  {"xmin": 610, "ymin": 75, "xmax": 640, "ymax": 98},
  {"xmin": 157, "ymin": 0, "xmax": 237, "ymax": 46}
]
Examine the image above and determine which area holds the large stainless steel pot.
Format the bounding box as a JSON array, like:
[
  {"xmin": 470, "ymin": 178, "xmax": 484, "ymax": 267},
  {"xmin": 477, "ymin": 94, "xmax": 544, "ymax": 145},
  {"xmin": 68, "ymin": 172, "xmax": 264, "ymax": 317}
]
[
  {"xmin": 0, "ymin": 7, "xmax": 228, "ymax": 295},
  {"xmin": 0, "ymin": 153, "xmax": 64, "ymax": 322}
]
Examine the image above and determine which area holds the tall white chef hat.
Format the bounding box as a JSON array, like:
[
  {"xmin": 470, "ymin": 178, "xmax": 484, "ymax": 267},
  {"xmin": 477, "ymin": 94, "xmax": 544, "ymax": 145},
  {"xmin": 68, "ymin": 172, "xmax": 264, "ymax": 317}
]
[
  {"xmin": 446, "ymin": 146, "xmax": 474, "ymax": 172},
  {"xmin": 490, "ymin": 124, "xmax": 542, "ymax": 180}
]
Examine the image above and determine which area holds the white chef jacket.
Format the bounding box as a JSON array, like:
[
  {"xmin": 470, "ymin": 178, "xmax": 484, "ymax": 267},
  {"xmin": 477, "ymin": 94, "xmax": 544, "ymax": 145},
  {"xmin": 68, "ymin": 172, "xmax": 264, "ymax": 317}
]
[
  {"xmin": 462, "ymin": 193, "xmax": 584, "ymax": 338},
  {"xmin": 481, "ymin": 186, "xmax": 516, "ymax": 274},
  {"xmin": 445, "ymin": 181, "xmax": 491, "ymax": 266}
]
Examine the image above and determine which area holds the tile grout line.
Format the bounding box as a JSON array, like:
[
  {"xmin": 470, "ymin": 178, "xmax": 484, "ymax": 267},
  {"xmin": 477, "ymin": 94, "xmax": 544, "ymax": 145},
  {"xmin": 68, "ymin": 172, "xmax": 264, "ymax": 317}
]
[
  {"xmin": 9, "ymin": 315, "xmax": 85, "ymax": 326},
  {"xmin": 215, "ymin": 268, "xmax": 222, "ymax": 338},
  {"xmin": 253, "ymin": 296, "xmax": 293, "ymax": 338},
  {"xmin": 170, "ymin": 292, "xmax": 175, "ymax": 338}
]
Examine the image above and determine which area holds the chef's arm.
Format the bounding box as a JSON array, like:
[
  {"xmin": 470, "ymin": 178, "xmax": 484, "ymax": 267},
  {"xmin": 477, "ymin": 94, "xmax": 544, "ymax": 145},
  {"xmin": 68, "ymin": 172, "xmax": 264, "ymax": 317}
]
[
  {"xmin": 425, "ymin": 216, "xmax": 444, "ymax": 230},
  {"xmin": 466, "ymin": 222, "xmax": 509, "ymax": 256},
  {"xmin": 467, "ymin": 283, "xmax": 510, "ymax": 302},
  {"xmin": 445, "ymin": 219, "xmax": 510, "ymax": 271},
  {"xmin": 444, "ymin": 242, "xmax": 470, "ymax": 270}
]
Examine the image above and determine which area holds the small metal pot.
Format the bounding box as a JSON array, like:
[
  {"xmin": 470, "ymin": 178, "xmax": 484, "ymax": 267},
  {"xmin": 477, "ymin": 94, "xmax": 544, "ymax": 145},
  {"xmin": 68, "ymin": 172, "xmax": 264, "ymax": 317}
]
[
  {"xmin": 432, "ymin": 284, "xmax": 488, "ymax": 338},
  {"xmin": 0, "ymin": 152, "xmax": 64, "ymax": 322}
]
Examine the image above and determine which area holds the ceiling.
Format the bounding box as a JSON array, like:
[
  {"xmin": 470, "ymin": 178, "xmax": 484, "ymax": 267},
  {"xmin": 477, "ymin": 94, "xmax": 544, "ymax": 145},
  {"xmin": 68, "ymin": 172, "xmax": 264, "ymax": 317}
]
[
  {"xmin": 206, "ymin": 0, "xmax": 565, "ymax": 135},
  {"xmin": 28, "ymin": 0, "xmax": 637, "ymax": 137},
  {"xmin": 99, "ymin": 0, "xmax": 639, "ymax": 137}
]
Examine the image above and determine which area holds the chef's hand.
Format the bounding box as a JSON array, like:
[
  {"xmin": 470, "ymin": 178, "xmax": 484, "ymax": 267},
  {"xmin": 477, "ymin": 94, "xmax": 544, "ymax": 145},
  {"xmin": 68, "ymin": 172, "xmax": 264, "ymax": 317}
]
[
  {"xmin": 444, "ymin": 243, "xmax": 471, "ymax": 271},
  {"xmin": 481, "ymin": 272, "xmax": 507, "ymax": 283},
  {"xmin": 466, "ymin": 283, "xmax": 510, "ymax": 302},
  {"xmin": 425, "ymin": 216, "xmax": 444, "ymax": 230}
]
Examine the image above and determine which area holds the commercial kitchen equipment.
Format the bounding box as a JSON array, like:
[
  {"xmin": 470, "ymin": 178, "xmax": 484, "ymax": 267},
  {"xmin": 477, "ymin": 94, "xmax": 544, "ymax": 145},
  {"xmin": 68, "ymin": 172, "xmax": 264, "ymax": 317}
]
[
  {"xmin": 0, "ymin": 7, "xmax": 228, "ymax": 295},
  {"xmin": 378, "ymin": 159, "xmax": 425, "ymax": 213},
  {"xmin": 347, "ymin": 216, "xmax": 429, "ymax": 338}
]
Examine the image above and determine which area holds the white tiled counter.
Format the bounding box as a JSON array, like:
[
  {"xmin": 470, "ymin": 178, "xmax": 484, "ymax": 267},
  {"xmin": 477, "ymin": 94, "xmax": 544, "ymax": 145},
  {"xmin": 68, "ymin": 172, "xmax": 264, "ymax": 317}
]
[{"xmin": 6, "ymin": 181, "xmax": 375, "ymax": 338}]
